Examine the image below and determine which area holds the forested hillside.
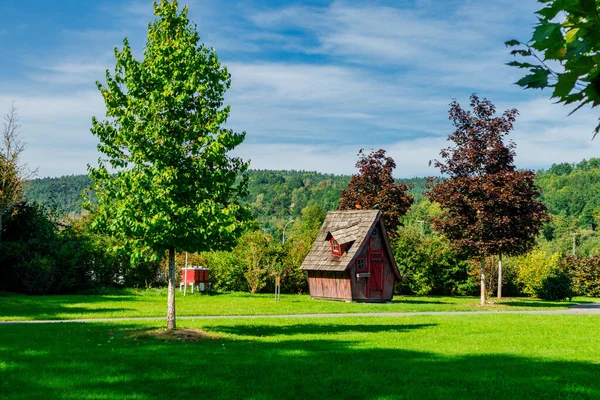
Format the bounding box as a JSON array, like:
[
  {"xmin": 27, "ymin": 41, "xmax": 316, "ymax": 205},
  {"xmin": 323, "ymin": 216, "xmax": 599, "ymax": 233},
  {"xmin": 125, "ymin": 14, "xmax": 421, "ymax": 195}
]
[
  {"xmin": 536, "ymin": 159, "xmax": 600, "ymax": 229},
  {"xmin": 25, "ymin": 174, "xmax": 93, "ymax": 214},
  {"xmin": 25, "ymin": 170, "xmax": 428, "ymax": 226},
  {"xmin": 23, "ymin": 160, "xmax": 600, "ymax": 234}
]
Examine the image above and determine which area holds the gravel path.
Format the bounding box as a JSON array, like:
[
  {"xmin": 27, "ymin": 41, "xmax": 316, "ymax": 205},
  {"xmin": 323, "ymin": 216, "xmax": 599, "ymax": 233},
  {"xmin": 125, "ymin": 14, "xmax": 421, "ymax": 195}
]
[{"xmin": 1, "ymin": 303, "xmax": 599, "ymax": 325}]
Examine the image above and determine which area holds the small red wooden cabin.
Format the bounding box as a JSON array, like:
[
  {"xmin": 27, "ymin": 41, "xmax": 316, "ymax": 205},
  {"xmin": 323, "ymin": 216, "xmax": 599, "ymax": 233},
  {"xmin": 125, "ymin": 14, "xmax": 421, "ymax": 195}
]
[{"xmin": 300, "ymin": 210, "xmax": 400, "ymax": 302}]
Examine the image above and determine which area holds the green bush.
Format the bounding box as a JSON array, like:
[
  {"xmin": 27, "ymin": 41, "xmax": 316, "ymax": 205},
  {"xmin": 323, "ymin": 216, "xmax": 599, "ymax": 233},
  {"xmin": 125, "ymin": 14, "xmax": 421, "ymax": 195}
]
[
  {"xmin": 559, "ymin": 255, "xmax": 600, "ymax": 297},
  {"xmin": 393, "ymin": 225, "xmax": 472, "ymax": 295},
  {"xmin": 536, "ymin": 269, "xmax": 574, "ymax": 301},
  {"xmin": 514, "ymin": 250, "xmax": 561, "ymax": 297},
  {"xmin": 201, "ymin": 251, "xmax": 248, "ymax": 292},
  {"xmin": 0, "ymin": 201, "xmax": 156, "ymax": 294}
]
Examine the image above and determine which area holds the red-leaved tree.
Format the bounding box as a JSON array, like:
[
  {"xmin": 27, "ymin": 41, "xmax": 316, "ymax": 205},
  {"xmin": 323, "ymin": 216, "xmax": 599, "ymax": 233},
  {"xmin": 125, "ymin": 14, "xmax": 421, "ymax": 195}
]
[
  {"xmin": 427, "ymin": 95, "xmax": 549, "ymax": 304},
  {"xmin": 339, "ymin": 149, "xmax": 413, "ymax": 234}
]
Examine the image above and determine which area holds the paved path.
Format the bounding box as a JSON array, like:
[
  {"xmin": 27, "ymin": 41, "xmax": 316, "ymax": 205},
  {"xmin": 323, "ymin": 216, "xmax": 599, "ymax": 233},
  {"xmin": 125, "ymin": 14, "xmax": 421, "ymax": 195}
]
[{"xmin": 1, "ymin": 303, "xmax": 599, "ymax": 325}]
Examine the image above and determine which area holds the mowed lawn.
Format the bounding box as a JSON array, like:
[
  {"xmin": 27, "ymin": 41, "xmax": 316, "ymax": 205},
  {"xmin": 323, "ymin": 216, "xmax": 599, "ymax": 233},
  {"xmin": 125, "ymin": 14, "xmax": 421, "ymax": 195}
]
[
  {"xmin": 0, "ymin": 290, "xmax": 596, "ymax": 321},
  {"xmin": 1, "ymin": 314, "xmax": 599, "ymax": 399}
]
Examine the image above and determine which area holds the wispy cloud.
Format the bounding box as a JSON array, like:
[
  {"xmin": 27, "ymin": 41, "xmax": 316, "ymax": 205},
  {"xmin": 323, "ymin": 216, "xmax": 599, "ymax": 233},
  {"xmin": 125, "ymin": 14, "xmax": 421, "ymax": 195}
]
[{"xmin": 1, "ymin": 0, "xmax": 597, "ymax": 178}]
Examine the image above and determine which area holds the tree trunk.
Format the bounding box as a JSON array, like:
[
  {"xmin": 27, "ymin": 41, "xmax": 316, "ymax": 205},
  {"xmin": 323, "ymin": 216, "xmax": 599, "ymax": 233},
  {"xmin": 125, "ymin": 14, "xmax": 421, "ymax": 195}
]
[
  {"xmin": 497, "ymin": 253, "xmax": 503, "ymax": 299},
  {"xmin": 167, "ymin": 247, "xmax": 176, "ymax": 330},
  {"xmin": 480, "ymin": 257, "xmax": 486, "ymax": 306}
]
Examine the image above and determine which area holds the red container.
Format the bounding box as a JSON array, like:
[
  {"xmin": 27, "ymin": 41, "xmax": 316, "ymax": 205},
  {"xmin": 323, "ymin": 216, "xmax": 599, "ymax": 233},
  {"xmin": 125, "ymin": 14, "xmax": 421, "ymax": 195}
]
[{"xmin": 182, "ymin": 267, "xmax": 209, "ymax": 285}]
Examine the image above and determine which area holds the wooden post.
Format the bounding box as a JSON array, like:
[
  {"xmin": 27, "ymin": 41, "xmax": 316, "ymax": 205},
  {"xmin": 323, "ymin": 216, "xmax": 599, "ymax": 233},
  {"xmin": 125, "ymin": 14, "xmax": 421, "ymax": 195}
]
[
  {"xmin": 480, "ymin": 257, "xmax": 486, "ymax": 306},
  {"xmin": 275, "ymin": 276, "xmax": 281, "ymax": 302},
  {"xmin": 497, "ymin": 253, "xmax": 503, "ymax": 299},
  {"xmin": 183, "ymin": 252, "xmax": 188, "ymax": 296},
  {"xmin": 167, "ymin": 247, "xmax": 176, "ymax": 330}
]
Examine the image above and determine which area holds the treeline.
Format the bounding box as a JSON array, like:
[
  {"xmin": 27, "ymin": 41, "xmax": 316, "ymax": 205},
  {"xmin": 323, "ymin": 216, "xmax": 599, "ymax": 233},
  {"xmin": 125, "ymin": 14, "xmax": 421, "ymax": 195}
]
[
  {"xmin": 13, "ymin": 160, "xmax": 600, "ymax": 298},
  {"xmin": 0, "ymin": 203, "xmax": 160, "ymax": 294},
  {"xmin": 25, "ymin": 170, "xmax": 428, "ymax": 227},
  {"xmin": 28, "ymin": 160, "xmax": 600, "ymax": 233},
  {"xmin": 536, "ymin": 158, "xmax": 600, "ymax": 229}
]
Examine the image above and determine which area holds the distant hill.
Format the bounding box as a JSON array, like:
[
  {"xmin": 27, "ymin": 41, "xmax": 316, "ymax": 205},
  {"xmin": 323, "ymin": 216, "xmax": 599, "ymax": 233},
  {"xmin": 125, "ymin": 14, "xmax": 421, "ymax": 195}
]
[
  {"xmin": 25, "ymin": 174, "xmax": 93, "ymax": 214},
  {"xmin": 28, "ymin": 159, "xmax": 600, "ymax": 231},
  {"xmin": 25, "ymin": 170, "xmax": 429, "ymax": 228},
  {"xmin": 536, "ymin": 158, "xmax": 600, "ymax": 228}
]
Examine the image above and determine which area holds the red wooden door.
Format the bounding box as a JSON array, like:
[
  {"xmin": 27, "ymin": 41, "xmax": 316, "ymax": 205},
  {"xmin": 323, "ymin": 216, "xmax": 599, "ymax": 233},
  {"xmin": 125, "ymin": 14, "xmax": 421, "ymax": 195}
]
[{"xmin": 368, "ymin": 254, "xmax": 384, "ymax": 299}]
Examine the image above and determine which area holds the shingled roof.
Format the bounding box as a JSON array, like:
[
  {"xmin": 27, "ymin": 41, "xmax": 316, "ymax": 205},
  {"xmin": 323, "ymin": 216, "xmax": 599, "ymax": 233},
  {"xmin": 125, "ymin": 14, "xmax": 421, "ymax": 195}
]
[{"xmin": 301, "ymin": 209, "xmax": 398, "ymax": 274}]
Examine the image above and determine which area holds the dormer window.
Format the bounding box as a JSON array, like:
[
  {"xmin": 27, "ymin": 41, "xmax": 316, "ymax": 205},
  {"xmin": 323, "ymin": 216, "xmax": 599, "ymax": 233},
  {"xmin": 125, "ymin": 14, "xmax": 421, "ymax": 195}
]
[{"xmin": 330, "ymin": 239, "xmax": 342, "ymax": 255}]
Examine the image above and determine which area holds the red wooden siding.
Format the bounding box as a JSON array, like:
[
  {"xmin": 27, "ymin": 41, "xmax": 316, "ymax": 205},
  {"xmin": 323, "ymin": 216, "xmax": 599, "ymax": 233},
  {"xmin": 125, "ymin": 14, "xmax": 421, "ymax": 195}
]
[
  {"xmin": 308, "ymin": 271, "xmax": 352, "ymax": 300},
  {"xmin": 349, "ymin": 220, "xmax": 395, "ymax": 302}
]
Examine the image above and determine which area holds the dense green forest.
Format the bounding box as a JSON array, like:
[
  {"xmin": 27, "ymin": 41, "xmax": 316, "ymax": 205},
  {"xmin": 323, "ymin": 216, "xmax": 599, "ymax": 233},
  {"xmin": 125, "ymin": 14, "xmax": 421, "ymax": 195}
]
[
  {"xmin": 9, "ymin": 160, "xmax": 600, "ymax": 297},
  {"xmin": 535, "ymin": 159, "xmax": 600, "ymax": 229},
  {"xmin": 23, "ymin": 160, "xmax": 600, "ymax": 252},
  {"xmin": 25, "ymin": 170, "xmax": 429, "ymax": 231},
  {"xmin": 25, "ymin": 161, "xmax": 600, "ymax": 228}
]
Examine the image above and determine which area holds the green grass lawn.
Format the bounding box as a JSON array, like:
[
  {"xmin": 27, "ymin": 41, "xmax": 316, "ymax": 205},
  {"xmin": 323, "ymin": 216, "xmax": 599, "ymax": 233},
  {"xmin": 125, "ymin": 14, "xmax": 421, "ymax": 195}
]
[
  {"xmin": 1, "ymin": 314, "xmax": 599, "ymax": 399},
  {"xmin": 0, "ymin": 289, "xmax": 596, "ymax": 321}
]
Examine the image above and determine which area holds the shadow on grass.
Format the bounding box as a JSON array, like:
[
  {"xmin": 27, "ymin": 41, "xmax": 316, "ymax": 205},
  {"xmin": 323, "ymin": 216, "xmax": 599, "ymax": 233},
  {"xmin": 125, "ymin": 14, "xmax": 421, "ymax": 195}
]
[
  {"xmin": 209, "ymin": 323, "xmax": 436, "ymax": 337},
  {"xmin": 391, "ymin": 298, "xmax": 452, "ymax": 305},
  {"xmin": 0, "ymin": 321, "xmax": 598, "ymax": 399},
  {"xmin": 0, "ymin": 292, "xmax": 137, "ymax": 320},
  {"xmin": 497, "ymin": 299, "xmax": 595, "ymax": 308}
]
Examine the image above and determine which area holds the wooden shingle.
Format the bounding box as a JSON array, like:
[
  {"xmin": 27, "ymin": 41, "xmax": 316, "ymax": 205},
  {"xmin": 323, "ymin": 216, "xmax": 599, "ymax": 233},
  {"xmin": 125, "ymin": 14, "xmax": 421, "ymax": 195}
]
[{"xmin": 301, "ymin": 210, "xmax": 380, "ymax": 272}]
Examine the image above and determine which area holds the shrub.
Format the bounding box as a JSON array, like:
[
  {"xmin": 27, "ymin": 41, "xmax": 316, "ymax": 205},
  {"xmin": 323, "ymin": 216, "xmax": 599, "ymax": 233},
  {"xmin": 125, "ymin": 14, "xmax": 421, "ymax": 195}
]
[
  {"xmin": 0, "ymin": 201, "xmax": 155, "ymax": 294},
  {"xmin": 559, "ymin": 255, "xmax": 600, "ymax": 297},
  {"xmin": 201, "ymin": 251, "xmax": 248, "ymax": 292},
  {"xmin": 536, "ymin": 269, "xmax": 574, "ymax": 301},
  {"xmin": 393, "ymin": 225, "xmax": 471, "ymax": 295},
  {"xmin": 514, "ymin": 249, "xmax": 561, "ymax": 297}
]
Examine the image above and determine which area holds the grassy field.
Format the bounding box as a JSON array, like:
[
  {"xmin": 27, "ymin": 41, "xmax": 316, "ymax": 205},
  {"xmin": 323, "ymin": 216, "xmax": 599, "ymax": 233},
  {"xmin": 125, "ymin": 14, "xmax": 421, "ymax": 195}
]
[
  {"xmin": 1, "ymin": 314, "xmax": 599, "ymax": 399},
  {"xmin": 0, "ymin": 290, "xmax": 596, "ymax": 321}
]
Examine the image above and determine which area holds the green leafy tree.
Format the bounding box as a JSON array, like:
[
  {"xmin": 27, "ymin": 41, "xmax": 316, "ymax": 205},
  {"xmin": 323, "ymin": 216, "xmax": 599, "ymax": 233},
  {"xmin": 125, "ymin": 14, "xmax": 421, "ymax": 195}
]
[
  {"xmin": 88, "ymin": 0, "xmax": 249, "ymax": 329},
  {"xmin": 506, "ymin": 0, "xmax": 600, "ymax": 137},
  {"xmin": 235, "ymin": 230, "xmax": 278, "ymax": 294},
  {"xmin": 393, "ymin": 224, "xmax": 472, "ymax": 295}
]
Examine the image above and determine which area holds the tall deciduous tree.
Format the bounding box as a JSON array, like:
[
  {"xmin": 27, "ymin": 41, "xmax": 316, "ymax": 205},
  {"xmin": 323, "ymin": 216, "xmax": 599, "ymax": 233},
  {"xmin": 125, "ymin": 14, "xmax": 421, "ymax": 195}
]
[
  {"xmin": 506, "ymin": 0, "xmax": 600, "ymax": 137},
  {"xmin": 339, "ymin": 149, "xmax": 413, "ymax": 234},
  {"xmin": 88, "ymin": 0, "xmax": 249, "ymax": 329},
  {"xmin": 427, "ymin": 95, "xmax": 549, "ymax": 304},
  {"xmin": 0, "ymin": 105, "xmax": 27, "ymax": 241}
]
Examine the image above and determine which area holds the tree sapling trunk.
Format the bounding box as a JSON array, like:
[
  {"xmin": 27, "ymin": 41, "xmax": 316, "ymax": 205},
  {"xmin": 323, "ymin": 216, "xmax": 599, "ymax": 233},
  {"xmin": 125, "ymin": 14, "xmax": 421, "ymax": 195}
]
[
  {"xmin": 497, "ymin": 253, "xmax": 503, "ymax": 299},
  {"xmin": 480, "ymin": 257, "xmax": 486, "ymax": 306},
  {"xmin": 167, "ymin": 247, "xmax": 176, "ymax": 330}
]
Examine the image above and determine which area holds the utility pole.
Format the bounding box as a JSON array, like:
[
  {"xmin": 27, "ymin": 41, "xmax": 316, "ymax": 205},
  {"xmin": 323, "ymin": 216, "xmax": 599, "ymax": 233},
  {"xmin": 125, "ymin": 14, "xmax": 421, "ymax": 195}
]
[
  {"xmin": 571, "ymin": 232, "xmax": 577, "ymax": 255},
  {"xmin": 417, "ymin": 220, "xmax": 425, "ymax": 238},
  {"xmin": 282, "ymin": 218, "xmax": 294, "ymax": 244}
]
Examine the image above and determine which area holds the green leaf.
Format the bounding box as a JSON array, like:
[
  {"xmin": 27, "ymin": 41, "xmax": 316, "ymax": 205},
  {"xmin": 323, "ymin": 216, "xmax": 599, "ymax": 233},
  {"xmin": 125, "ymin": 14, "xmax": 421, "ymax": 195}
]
[
  {"xmin": 532, "ymin": 21, "xmax": 562, "ymax": 43},
  {"xmin": 552, "ymin": 72, "xmax": 579, "ymax": 98},
  {"xmin": 515, "ymin": 68, "xmax": 551, "ymax": 89},
  {"xmin": 578, "ymin": 0, "xmax": 598, "ymax": 16},
  {"xmin": 593, "ymin": 119, "xmax": 600, "ymax": 139},
  {"xmin": 565, "ymin": 38, "xmax": 593, "ymax": 58},
  {"xmin": 536, "ymin": 4, "xmax": 562, "ymax": 20},
  {"xmin": 510, "ymin": 49, "xmax": 532, "ymax": 56},
  {"xmin": 506, "ymin": 61, "xmax": 538, "ymax": 69},
  {"xmin": 504, "ymin": 39, "xmax": 522, "ymax": 47},
  {"xmin": 565, "ymin": 27, "xmax": 580, "ymax": 43}
]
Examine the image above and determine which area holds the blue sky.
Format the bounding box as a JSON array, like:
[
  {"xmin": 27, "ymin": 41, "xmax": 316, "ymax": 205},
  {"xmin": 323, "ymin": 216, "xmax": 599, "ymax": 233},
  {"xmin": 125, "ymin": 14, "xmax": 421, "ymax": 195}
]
[{"xmin": 1, "ymin": 0, "xmax": 599, "ymax": 178}]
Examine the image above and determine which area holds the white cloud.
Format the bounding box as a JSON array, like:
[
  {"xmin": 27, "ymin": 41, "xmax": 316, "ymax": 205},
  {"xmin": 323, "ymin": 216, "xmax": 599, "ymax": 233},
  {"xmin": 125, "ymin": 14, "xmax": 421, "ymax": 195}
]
[
  {"xmin": 29, "ymin": 61, "xmax": 110, "ymax": 86},
  {"xmin": 1, "ymin": 0, "xmax": 598, "ymax": 179}
]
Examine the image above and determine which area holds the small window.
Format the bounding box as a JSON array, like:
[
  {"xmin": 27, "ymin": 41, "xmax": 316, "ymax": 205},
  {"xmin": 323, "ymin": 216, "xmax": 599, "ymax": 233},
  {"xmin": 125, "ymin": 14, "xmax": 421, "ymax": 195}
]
[
  {"xmin": 371, "ymin": 228, "xmax": 379, "ymax": 237},
  {"xmin": 356, "ymin": 258, "xmax": 365, "ymax": 271},
  {"xmin": 330, "ymin": 239, "xmax": 341, "ymax": 255}
]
